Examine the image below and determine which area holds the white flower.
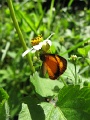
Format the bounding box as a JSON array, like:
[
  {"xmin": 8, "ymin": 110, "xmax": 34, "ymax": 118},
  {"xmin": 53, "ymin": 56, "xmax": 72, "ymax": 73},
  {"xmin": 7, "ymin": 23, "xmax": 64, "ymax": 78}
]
[{"xmin": 22, "ymin": 33, "xmax": 54, "ymax": 57}]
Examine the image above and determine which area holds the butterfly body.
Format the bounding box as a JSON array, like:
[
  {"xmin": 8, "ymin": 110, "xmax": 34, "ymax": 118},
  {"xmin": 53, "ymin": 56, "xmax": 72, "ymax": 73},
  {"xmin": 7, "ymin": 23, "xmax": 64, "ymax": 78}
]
[{"xmin": 40, "ymin": 54, "xmax": 67, "ymax": 80}]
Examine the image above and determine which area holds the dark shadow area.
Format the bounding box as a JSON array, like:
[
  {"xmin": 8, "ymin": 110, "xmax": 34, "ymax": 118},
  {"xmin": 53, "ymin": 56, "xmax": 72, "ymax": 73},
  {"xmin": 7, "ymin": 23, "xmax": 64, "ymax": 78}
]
[{"xmin": 23, "ymin": 96, "xmax": 45, "ymax": 120}]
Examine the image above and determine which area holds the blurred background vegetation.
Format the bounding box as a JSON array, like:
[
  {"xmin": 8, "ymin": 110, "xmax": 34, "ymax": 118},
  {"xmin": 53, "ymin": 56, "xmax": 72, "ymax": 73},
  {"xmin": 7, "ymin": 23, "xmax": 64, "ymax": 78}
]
[{"xmin": 0, "ymin": 0, "xmax": 90, "ymax": 119}]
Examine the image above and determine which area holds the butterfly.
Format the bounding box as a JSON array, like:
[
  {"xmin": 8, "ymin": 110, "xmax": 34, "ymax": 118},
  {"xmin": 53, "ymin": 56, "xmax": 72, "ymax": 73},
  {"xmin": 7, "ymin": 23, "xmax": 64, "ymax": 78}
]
[
  {"xmin": 40, "ymin": 54, "xmax": 67, "ymax": 80},
  {"xmin": 31, "ymin": 35, "xmax": 43, "ymax": 46}
]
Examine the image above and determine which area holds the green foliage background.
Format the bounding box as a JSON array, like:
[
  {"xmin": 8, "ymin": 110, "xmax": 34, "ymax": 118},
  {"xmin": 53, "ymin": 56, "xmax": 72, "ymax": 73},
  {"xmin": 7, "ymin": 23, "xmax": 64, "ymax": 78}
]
[{"xmin": 0, "ymin": 0, "xmax": 90, "ymax": 120}]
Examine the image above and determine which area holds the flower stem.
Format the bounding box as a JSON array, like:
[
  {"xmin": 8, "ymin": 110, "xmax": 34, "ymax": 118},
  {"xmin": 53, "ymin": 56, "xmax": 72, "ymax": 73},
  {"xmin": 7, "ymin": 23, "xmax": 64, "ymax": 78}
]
[
  {"xmin": 74, "ymin": 61, "xmax": 77, "ymax": 84},
  {"xmin": 7, "ymin": 0, "xmax": 35, "ymax": 73},
  {"xmin": 61, "ymin": 77, "xmax": 68, "ymax": 87}
]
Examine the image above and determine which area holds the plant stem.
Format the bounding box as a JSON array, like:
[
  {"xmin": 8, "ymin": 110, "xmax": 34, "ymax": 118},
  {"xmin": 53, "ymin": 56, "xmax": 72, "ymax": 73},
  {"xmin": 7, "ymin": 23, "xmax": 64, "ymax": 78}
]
[
  {"xmin": 48, "ymin": 0, "xmax": 55, "ymax": 29},
  {"xmin": 74, "ymin": 61, "xmax": 77, "ymax": 84},
  {"xmin": 7, "ymin": 0, "xmax": 35, "ymax": 73},
  {"xmin": 61, "ymin": 77, "xmax": 68, "ymax": 87},
  {"xmin": 5, "ymin": 101, "xmax": 10, "ymax": 120}
]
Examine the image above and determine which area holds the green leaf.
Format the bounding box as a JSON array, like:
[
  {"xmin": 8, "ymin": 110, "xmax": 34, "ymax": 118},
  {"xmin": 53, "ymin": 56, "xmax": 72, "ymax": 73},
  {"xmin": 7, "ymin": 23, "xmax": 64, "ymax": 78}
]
[
  {"xmin": 30, "ymin": 72, "xmax": 64, "ymax": 97},
  {"xmin": 19, "ymin": 96, "xmax": 45, "ymax": 120},
  {"xmin": 8, "ymin": 87, "xmax": 22, "ymax": 118},
  {"xmin": 0, "ymin": 88, "xmax": 9, "ymax": 120},
  {"xmin": 18, "ymin": 103, "xmax": 32, "ymax": 120},
  {"xmin": 18, "ymin": 86, "xmax": 90, "ymax": 120},
  {"xmin": 0, "ymin": 88, "xmax": 9, "ymax": 105},
  {"xmin": 64, "ymin": 62, "xmax": 81, "ymax": 84},
  {"xmin": 56, "ymin": 85, "xmax": 90, "ymax": 120},
  {"xmin": 19, "ymin": 96, "xmax": 67, "ymax": 120},
  {"xmin": 18, "ymin": 10, "xmax": 37, "ymax": 34},
  {"xmin": 68, "ymin": 0, "xmax": 74, "ymax": 7},
  {"xmin": 62, "ymin": 37, "xmax": 90, "ymax": 56},
  {"xmin": 40, "ymin": 102, "xmax": 67, "ymax": 120},
  {"xmin": 77, "ymin": 48, "xmax": 86, "ymax": 56},
  {"xmin": 77, "ymin": 45, "xmax": 90, "ymax": 56}
]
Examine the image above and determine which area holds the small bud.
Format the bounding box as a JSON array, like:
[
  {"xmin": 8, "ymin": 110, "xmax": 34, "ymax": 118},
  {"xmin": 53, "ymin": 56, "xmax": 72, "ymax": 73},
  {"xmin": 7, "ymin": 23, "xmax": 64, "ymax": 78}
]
[
  {"xmin": 42, "ymin": 40, "xmax": 51, "ymax": 52},
  {"xmin": 59, "ymin": 37, "xmax": 64, "ymax": 43},
  {"xmin": 70, "ymin": 55, "xmax": 77, "ymax": 61},
  {"xmin": 33, "ymin": 56, "xmax": 38, "ymax": 61},
  {"xmin": 83, "ymin": 81, "xmax": 89, "ymax": 86}
]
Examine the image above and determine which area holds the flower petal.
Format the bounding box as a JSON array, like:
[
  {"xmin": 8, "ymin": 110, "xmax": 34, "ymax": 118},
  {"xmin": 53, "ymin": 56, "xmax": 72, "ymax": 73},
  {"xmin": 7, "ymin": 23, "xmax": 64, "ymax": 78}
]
[
  {"xmin": 46, "ymin": 33, "xmax": 55, "ymax": 40},
  {"xmin": 33, "ymin": 44, "xmax": 42, "ymax": 50},
  {"xmin": 43, "ymin": 40, "xmax": 52, "ymax": 46},
  {"xmin": 22, "ymin": 48, "xmax": 33, "ymax": 57}
]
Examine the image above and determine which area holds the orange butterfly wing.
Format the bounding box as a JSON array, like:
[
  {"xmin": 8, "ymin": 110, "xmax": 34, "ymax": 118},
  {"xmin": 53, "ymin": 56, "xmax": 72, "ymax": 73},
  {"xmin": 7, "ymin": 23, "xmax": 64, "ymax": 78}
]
[
  {"xmin": 55, "ymin": 55, "xmax": 67, "ymax": 75},
  {"xmin": 40, "ymin": 54, "xmax": 67, "ymax": 80}
]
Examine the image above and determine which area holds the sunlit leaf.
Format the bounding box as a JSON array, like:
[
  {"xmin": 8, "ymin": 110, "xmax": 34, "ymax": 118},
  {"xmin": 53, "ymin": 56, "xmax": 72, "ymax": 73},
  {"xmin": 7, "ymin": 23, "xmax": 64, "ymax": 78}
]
[{"xmin": 30, "ymin": 72, "xmax": 64, "ymax": 97}]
